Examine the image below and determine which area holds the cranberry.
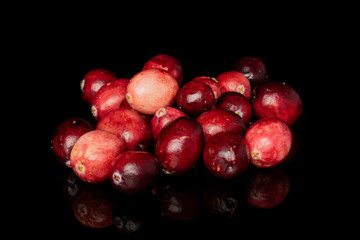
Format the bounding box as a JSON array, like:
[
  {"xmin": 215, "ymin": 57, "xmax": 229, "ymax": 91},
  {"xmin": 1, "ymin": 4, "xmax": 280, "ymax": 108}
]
[
  {"xmin": 192, "ymin": 76, "xmax": 222, "ymax": 100},
  {"xmin": 196, "ymin": 109, "xmax": 246, "ymax": 142},
  {"xmin": 151, "ymin": 107, "xmax": 186, "ymax": 141},
  {"xmin": 215, "ymin": 91, "xmax": 252, "ymax": 126},
  {"xmin": 155, "ymin": 116, "xmax": 204, "ymax": 175},
  {"xmin": 91, "ymin": 78, "xmax": 130, "ymax": 120},
  {"xmin": 216, "ymin": 71, "xmax": 251, "ymax": 99},
  {"xmin": 143, "ymin": 54, "xmax": 183, "ymax": 85},
  {"xmin": 203, "ymin": 131, "xmax": 250, "ymax": 179},
  {"xmin": 232, "ymin": 57, "xmax": 268, "ymax": 88},
  {"xmin": 251, "ymin": 81, "xmax": 303, "ymax": 125},
  {"xmin": 244, "ymin": 117, "xmax": 293, "ymax": 168},
  {"xmin": 126, "ymin": 68, "xmax": 179, "ymax": 115},
  {"xmin": 52, "ymin": 118, "xmax": 93, "ymax": 167},
  {"xmin": 96, "ymin": 108, "xmax": 152, "ymax": 151},
  {"xmin": 247, "ymin": 167, "xmax": 290, "ymax": 208},
  {"xmin": 72, "ymin": 183, "xmax": 114, "ymax": 228},
  {"xmin": 70, "ymin": 130, "xmax": 126, "ymax": 183},
  {"xmin": 110, "ymin": 151, "xmax": 161, "ymax": 194},
  {"xmin": 80, "ymin": 69, "xmax": 118, "ymax": 105},
  {"xmin": 176, "ymin": 80, "xmax": 215, "ymax": 117}
]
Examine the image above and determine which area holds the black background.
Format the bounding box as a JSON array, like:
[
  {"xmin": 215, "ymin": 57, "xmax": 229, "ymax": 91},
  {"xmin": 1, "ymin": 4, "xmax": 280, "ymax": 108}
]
[{"xmin": 15, "ymin": 13, "xmax": 341, "ymax": 238}]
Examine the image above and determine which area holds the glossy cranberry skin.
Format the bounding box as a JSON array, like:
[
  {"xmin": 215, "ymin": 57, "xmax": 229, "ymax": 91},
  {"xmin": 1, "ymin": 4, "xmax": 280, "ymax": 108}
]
[
  {"xmin": 192, "ymin": 76, "xmax": 222, "ymax": 100},
  {"xmin": 217, "ymin": 71, "xmax": 251, "ymax": 99},
  {"xmin": 176, "ymin": 81, "xmax": 215, "ymax": 117},
  {"xmin": 244, "ymin": 117, "xmax": 292, "ymax": 168},
  {"xmin": 143, "ymin": 54, "xmax": 183, "ymax": 85},
  {"xmin": 96, "ymin": 108, "xmax": 152, "ymax": 151},
  {"xmin": 203, "ymin": 131, "xmax": 250, "ymax": 179},
  {"xmin": 80, "ymin": 69, "xmax": 118, "ymax": 105},
  {"xmin": 151, "ymin": 107, "xmax": 186, "ymax": 141},
  {"xmin": 215, "ymin": 91, "xmax": 252, "ymax": 126},
  {"xmin": 91, "ymin": 78, "xmax": 130, "ymax": 120},
  {"xmin": 70, "ymin": 130, "xmax": 126, "ymax": 183},
  {"xmin": 247, "ymin": 167, "xmax": 290, "ymax": 208},
  {"xmin": 126, "ymin": 68, "xmax": 179, "ymax": 115},
  {"xmin": 232, "ymin": 57, "xmax": 268, "ymax": 88},
  {"xmin": 52, "ymin": 118, "xmax": 93, "ymax": 167},
  {"xmin": 196, "ymin": 109, "xmax": 246, "ymax": 142},
  {"xmin": 155, "ymin": 117, "xmax": 204, "ymax": 175},
  {"xmin": 251, "ymin": 81, "xmax": 303, "ymax": 125},
  {"xmin": 110, "ymin": 151, "xmax": 161, "ymax": 194}
]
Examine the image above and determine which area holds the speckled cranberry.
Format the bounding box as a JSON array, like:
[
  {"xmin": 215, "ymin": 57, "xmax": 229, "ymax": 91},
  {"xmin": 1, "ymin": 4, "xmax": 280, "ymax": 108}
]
[
  {"xmin": 232, "ymin": 57, "xmax": 268, "ymax": 88},
  {"xmin": 244, "ymin": 117, "xmax": 293, "ymax": 168},
  {"xmin": 91, "ymin": 78, "xmax": 130, "ymax": 120},
  {"xmin": 251, "ymin": 81, "xmax": 303, "ymax": 125},
  {"xmin": 217, "ymin": 71, "xmax": 251, "ymax": 99},
  {"xmin": 96, "ymin": 108, "xmax": 152, "ymax": 151},
  {"xmin": 143, "ymin": 54, "xmax": 183, "ymax": 85},
  {"xmin": 215, "ymin": 91, "xmax": 252, "ymax": 126},
  {"xmin": 126, "ymin": 68, "xmax": 179, "ymax": 115},
  {"xmin": 176, "ymin": 81, "xmax": 215, "ymax": 117},
  {"xmin": 196, "ymin": 109, "xmax": 246, "ymax": 142},
  {"xmin": 203, "ymin": 131, "xmax": 250, "ymax": 179},
  {"xmin": 70, "ymin": 130, "xmax": 126, "ymax": 183},
  {"xmin": 155, "ymin": 116, "xmax": 204, "ymax": 175},
  {"xmin": 151, "ymin": 107, "xmax": 186, "ymax": 141},
  {"xmin": 110, "ymin": 151, "xmax": 161, "ymax": 194},
  {"xmin": 80, "ymin": 69, "xmax": 118, "ymax": 105},
  {"xmin": 52, "ymin": 118, "xmax": 93, "ymax": 167}
]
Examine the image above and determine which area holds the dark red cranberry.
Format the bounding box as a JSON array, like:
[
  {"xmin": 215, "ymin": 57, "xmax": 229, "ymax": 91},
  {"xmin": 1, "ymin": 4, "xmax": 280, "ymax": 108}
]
[
  {"xmin": 96, "ymin": 108, "xmax": 152, "ymax": 151},
  {"xmin": 196, "ymin": 109, "xmax": 246, "ymax": 142},
  {"xmin": 52, "ymin": 118, "xmax": 93, "ymax": 167},
  {"xmin": 91, "ymin": 78, "xmax": 130, "ymax": 120},
  {"xmin": 203, "ymin": 131, "xmax": 250, "ymax": 179},
  {"xmin": 192, "ymin": 76, "xmax": 222, "ymax": 100},
  {"xmin": 80, "ymin": 69, "xmax": 118, "ymax": 105},
  {"xmin": 143, "ymin": 54, "xmax": 183, "ymax": 85},
  {"xmin": 215, "ymin": 91, "xmax": 252, "ymax": 126},
  {"xmin": 155, "ymin": 116, "xmax": 204, "ymax": 175},
  {"xmin": 176, "ymin": 81, "xmax": 215, "ymax": 117},
  {"xmin": 247, "ymin": 167, "xmax": 290, "ymax": 208},
  {"xmin": 110, "ymin": 151, "xmax": 161, "ymax": 194},
  {"xmin": 251, "ymin": 81, "xmax": 303, "ymax": 125},
  {"xmin": 232, "ymin": 56, "xmax": 268, "ymax": 88}
]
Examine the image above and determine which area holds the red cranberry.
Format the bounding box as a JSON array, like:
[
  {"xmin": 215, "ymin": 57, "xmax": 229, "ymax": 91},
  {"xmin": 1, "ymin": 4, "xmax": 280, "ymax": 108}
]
[
  {"xmin": 215, "ymin": 91, "xmax": 252, "ymax": 126},
  {"xmin": 216, "ymin": 71, "xmax": 251, "ymax": 99},
  {"xmin": 96, "ymin": 108, "xmax": 152, "ymax": 151},
  {"xmin": 176, "ymin": 80, "xmax": 215, "ymax": 117},
  {"xmin": 151, "ymin": 107, "xmax": 186, "ymax": 141},
  {"xmin": 247, "ymin": 167, "xmax": 290, "ymax": 208},
  {"xmin": 52, "ymin": 118, "xmax": 93, "ymax": 167},
  {"xmin": 251, "ymin": 81, "xmax": 303, "ymax": 125},
  {"xmin": 80, "ymin": 69, "xmax": 118, "ymax": 105},
  {"xmin": 155, "ymin": 116, "xmax": 204, "ymax": 175},
  {"xmin": 72, "ymin": 184, "xmax": 114, "ymax": 228},
  {"xmin": 110, "ymin": 151, "xmax": 161, "ymax": 194},
  {"xmin": 232, "ymin": 57, "xmax": 268, "ymax": 88},
  {"xmin": 203, "ymin": 131, "xmax": 250, "ymax": 179},
  {"xmin": 70, "ymin": 130, "xmax": 126, "ymax": 183},
  {"xmin": 196, "ymin": 109, "xmax": 246, "ymax": 142},
  {"xmin": 143, "ymin": 54, "xmax": 183, "ymax": 85},
  {"xmin": 91, "ymin": 78, "xmax": 130, "ymax": 120},
  {"xmin": 192, "ymin": 76, "xmax": 222, "ymax": 100},
  {"xmin": 244, "ymin": 117, "xmax": 293, "ymax": 168},
  {"xmin": 126, "ymin": 68, "xmax": 179, "ymax": 115}
]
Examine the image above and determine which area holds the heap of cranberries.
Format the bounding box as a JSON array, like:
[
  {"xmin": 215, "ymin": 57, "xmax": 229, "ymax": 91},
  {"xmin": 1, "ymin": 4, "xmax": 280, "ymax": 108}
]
[{"xmin": 52, "ymin": 54, "xmax": 303, "ymax": 195}]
